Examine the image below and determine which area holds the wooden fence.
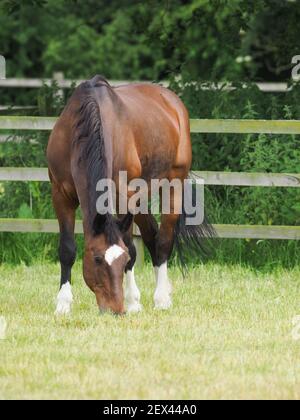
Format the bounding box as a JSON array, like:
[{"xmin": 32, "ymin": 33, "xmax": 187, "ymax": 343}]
[
  {"xmin": 0, "ymin": 116, "xmax": 300, "ymax": 264},
  {"xmin": 0, "ymin": 73, "xmax": 294, "ymax": 92}
]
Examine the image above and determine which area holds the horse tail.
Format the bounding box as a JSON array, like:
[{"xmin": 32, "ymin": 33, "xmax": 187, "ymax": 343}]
[{"xmin": 173, "ymin": 174, "xmax": 216, "ymax": 273}]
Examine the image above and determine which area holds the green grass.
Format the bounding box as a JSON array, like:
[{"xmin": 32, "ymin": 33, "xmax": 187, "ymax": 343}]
[{"xmin": 0, "ymin": 262, "xmax": 299, "ymax": 400}]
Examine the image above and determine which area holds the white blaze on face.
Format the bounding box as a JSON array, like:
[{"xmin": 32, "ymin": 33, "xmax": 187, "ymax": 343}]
[
  {"xmin": 105, "ymin": 245, "xmax": 125, "ymax": 265},
  {"xmin": 154, "ymin": 262, "xmax": 172, "ymax": 310},
  {"xmin": 55, "ymin": 282, "xmax": 73, "ymax": 316}
]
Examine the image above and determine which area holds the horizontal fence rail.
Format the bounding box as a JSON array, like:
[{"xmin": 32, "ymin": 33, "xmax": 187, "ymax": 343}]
[
  {"xmin": 1, "ymin": 219, "xmax": 299, "ymax": 240},
  {"xmin": 1, "ymin": 167, "xmax": 300, "ymax": 188},
  {"xmin": 193, "ymin": 171, "xmax": 300, "ymax": 187},
  {"xmin": 0, "ymin": 167, "xmax": 49, "ymax": 181},
  {"xmin": 0, "ymin": 105, "xmax": 36, "ymax": 111},
  {"xmin": 190, "ymin": 119, "xmax": 300, "ymax": 134},
  {"xmin": 214, "ymin": 225, "xmax": 300, "ymax": 240},
  {"xmin": 0, "ymin": 77, "xmax": 165, "ymax": 89},
  {"xmin": 0, "ymin": 76, "xmax": 295, "ymax": 92},
  {"xmin": 1, "ymin": 116, "xmax": 300, "ymax": 134},
  {"xmin": 0, "ymin": 116, "xmax": 56, "ymax": 130}
]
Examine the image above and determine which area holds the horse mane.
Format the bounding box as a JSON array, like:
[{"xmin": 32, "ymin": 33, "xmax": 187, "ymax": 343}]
[{"xmin": 74, "ymin": 75, "xmax": 120, "ymax": 244}]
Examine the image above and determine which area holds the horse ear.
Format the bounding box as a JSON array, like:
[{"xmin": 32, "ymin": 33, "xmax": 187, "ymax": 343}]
[
  {"xmin": 117, "ymin": 212, "xmax": 134, "ymax": 233},
  {"xmin": 93, "ymin": 213, "xmax": 106, "ymax": 235}
]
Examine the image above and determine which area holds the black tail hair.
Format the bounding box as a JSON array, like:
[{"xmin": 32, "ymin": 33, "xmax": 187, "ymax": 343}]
[
  {"xmin": 74, "ymin": 76, "xmax": 120, "ymax": 244},
  {"xmin": 173, "ymin": 175, "xmax": 216, "ymax": 273}
]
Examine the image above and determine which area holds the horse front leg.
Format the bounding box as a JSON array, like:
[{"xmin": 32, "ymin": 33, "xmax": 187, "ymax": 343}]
[
  {"xmin": 134, "ymin": 211, "xmax": 178, "ymax": 310},
  {"xmin": 134, "ymin": 213, "xmax": 160, "ymax": 311},
  {"xmin": 153, "ymin": 212, "xmax": 179, "ymax": 310},
  {"xmin": 154, "ymin": 178, "xmax": 184, "ymax": 310},
  {"xmin": 124, "ymin": 234, "xmax": 142, "ymax": 313},
  {"xmin": 52, "ymin": 183, "xmax": 78, "ymax": 315},
  {"xmin": 117, "ymin": 218, "xmax": 140, "ymax": 313}
]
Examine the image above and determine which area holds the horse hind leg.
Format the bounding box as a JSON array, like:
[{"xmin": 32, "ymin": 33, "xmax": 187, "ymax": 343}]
[
  {"xmin": 52, "ymin": 183, "xmax": 78, "ymax": 315},
  {"xmin": 153, "ymin": 214, "xmax": 177, "ymax": 310},
  {"xmin": 134, "ymin": 213, "xmax": 161, "ymax": 310},
  {"xmin": 153, "ymin": 179, "xmax": 184, "ymax": 310}
]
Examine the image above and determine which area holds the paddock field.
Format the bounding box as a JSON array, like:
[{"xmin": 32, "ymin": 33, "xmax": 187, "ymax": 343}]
[{"xmin": 0, "ymin": 262, "xmax": 299, "ymax": 400}]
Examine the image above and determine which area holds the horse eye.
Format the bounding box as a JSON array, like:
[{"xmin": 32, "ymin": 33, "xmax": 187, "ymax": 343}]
[{"xmin": 94, "ymin": 255, "xmax": 104, "ymax": 265}]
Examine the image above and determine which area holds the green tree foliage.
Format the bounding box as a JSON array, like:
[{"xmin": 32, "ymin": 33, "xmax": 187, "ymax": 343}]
[{"xmin": 0, "ymin": 0, "xmax": 299, "ymax": 81}]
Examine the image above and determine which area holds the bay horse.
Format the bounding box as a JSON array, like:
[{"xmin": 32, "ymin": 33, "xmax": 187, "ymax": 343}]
[{"xmin": 47, "ymin": 75, "xmax": 212, "ymax": 315}]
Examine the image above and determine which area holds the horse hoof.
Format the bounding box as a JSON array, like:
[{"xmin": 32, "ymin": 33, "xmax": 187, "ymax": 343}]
[
  {"xmin": 127, "ymin": 302, "xmax": 142, "ymax": 314},
  {"xmin": 54, "ymin": 303, "xmax": 72, "ymax": 316},
  {"xmin": 55, "ymin": 283, "xmax": 73, "ymax": 316},
  {"xmin": 154, "ymin": 294, "xmax": 172, "ymax": 310}
]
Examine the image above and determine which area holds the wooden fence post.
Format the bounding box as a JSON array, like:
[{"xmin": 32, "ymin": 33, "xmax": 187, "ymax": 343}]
[
  {"xmin": 133, "ymin": 224, "xmax": 145, "ymax": 267},
  {"xmin": 53, "ymin": 72, "xmax": 64, "ymax": 101}
]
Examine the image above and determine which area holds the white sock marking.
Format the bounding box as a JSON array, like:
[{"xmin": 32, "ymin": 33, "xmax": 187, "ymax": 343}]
[
  {"xmin": 125, "ymin": 268, "xmax": 142, "ymax": 313},
  {"xmin": 55, "ymin": 282, "xmax": 73, "ymax": 315},
  {"xmin": 154, "ymin": 262, "xmax": 172, "ymax": 310},
  {"xmin": 105, "ymin": 245, "xmax": 125, "ymax": 265}
]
